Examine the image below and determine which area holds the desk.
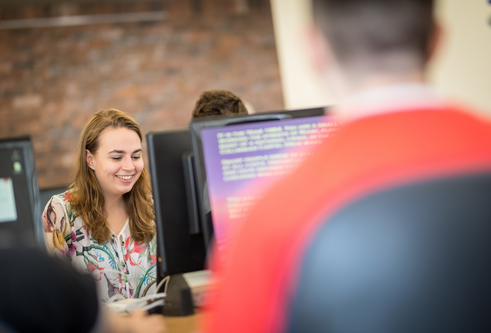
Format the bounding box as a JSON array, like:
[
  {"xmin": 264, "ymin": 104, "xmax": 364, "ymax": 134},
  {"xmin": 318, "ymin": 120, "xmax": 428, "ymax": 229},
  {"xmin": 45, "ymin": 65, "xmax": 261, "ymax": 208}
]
[{"xmin": 164, "ymin": 312, "xmax": 202, "ymax": 333}]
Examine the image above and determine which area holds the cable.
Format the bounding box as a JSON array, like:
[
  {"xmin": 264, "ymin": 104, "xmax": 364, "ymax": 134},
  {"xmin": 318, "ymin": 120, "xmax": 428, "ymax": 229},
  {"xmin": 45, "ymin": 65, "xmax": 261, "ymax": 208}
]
[
  {"xmin": 139, "ymin": 292, "xmax": 167, "ymax": 301},
  {"xmin": 142, "ymin": 299, "xmax": 165, "ymax": 312},
  {"xmin": 106, "ymin": 294, "xmax": 126, "ymax": 304},
  {"xmin": 154, "ymin": 275, "xmax": 170, "ymax": 295}
]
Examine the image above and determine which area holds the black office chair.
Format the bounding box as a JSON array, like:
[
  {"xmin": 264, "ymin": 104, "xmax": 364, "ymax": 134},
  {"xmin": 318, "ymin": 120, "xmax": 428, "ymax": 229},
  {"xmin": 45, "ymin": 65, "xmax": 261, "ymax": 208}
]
[
  {"xmin": 0, "ymin": 248, "xmax": 99, "ymax": 333},
  {"xmin": 0, "ymin": 321, "xmax": 17, "ymax": 333},
  {"xmin": 287, "ymin": 171, "xmax": 491, "ymax": 333}
]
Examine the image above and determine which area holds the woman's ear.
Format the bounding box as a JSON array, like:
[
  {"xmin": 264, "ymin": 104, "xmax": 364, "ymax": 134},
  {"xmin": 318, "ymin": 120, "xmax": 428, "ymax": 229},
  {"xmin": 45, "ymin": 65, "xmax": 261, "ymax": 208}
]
[{"xmin": 86, "ymin": 149, "xmax": 95, "ymax": 170}]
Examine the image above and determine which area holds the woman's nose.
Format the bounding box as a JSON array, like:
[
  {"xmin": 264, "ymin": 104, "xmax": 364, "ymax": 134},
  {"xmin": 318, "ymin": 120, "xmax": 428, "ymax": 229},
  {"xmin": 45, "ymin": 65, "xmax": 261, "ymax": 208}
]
[{"xmin": 121, "ymin": 157, "xmax": 135, "ymax": 170}]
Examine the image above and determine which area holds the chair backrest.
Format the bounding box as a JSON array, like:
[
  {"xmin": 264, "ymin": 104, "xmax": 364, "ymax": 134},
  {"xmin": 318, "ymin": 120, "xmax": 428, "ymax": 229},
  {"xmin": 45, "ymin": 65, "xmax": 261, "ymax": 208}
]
[
  {"xmin": 0, "ymin": 320, "xmax": 18, "ymax": 333},
  {"xmin": 287, "ymin": 171, "xmax": 491, "ymax": 333}
]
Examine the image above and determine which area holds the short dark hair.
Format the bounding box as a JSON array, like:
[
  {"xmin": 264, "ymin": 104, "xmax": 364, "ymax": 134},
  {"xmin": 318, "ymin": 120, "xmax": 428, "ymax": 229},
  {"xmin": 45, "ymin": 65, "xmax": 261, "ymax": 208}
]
[
  {"xmin": 192, "ymin": 90, "xmax": 248, "ymax": 118},
  {"xmin": 312, "ymin": 0, "xmax": 435, "ymax": 71}
]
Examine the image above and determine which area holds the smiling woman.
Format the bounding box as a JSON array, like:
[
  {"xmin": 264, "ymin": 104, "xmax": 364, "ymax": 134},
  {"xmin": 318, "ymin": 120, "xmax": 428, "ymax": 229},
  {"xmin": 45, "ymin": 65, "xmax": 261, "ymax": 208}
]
[
  {"xmin": 86, "ymin": 127, "xmax": 144, "ymax": 222},
  {"xmin": 42, "ymin": 109, "xmax": 157, "ymax": 303}
]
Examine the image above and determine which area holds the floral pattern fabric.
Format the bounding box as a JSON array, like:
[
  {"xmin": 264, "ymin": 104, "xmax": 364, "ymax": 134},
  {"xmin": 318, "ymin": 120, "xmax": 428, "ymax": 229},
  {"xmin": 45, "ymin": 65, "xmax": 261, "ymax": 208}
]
[{"xmin": 43, "ymin": 191, "xmax": 157, "ymax": 303}]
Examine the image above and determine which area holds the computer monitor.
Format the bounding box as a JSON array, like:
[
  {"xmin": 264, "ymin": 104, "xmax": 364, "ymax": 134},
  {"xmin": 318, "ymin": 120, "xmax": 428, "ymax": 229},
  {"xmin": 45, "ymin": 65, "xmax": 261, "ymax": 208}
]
[
  {"xmin": 190, "ymin": 107, "xmax": 339, "ymax": 253},
  {"xmin": 0, "ymin": 136, "xmax": 43, "ymax": 248},
  {"xmin": 146, "ymin": 129, "xmax": 206, "ymax": 279}
]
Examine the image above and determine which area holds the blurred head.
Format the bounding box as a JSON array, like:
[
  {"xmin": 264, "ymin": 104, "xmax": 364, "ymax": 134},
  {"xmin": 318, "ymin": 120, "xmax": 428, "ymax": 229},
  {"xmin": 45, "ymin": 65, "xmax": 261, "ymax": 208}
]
[
  {"xmin": 310, "ymin": 0, "xmax": 436, "ymax": 83},
  {"xmin": 192, "ymin": 90, "xmax": 249, "ymax": 118},
  {"xmin": 71, "ymin": 109, "xmax": 154, "ymax": 243}
]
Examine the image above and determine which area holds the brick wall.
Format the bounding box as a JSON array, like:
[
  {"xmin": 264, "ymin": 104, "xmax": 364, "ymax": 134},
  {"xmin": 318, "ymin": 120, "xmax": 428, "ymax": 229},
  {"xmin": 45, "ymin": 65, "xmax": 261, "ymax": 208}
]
[{"xmin": 0, "ymin": 0, "xmax": 284, "ymax": 188}]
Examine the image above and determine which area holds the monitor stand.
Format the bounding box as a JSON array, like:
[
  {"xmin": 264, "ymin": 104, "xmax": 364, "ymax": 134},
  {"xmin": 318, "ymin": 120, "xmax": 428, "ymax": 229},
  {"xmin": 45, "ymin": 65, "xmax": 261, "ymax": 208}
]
[{"xmin": 162, "ymin": 270, "xmax": 211, "ymax": 316}]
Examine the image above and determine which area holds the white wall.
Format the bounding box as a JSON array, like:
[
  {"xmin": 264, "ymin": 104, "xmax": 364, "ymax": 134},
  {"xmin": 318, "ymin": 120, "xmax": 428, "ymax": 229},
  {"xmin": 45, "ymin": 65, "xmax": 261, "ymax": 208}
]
[
  {"xmin": 428, "ymin": 1, "xmax": 491, "ymax": 116},
  {"xmin": 270, "ymin": 0, "xmax": 491, "ymax": 116},
  {"xmin": 270, "ymin": 0, "xmax": 336, "ymax": 109}
]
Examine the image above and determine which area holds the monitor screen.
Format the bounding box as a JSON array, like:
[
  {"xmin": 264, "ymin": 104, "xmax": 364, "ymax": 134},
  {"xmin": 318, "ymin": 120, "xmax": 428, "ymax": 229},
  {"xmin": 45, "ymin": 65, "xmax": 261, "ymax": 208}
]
[
  {"xmin": 0, "ymin": 136, "xmax": 42, "ymax": 248},
  {"xmin": 146, "ymin": 129, "xmax": 206, "ymax": 278},
  {"xmin": 190, "ymin": 108, "xmax": 339, "ymax": 254},
  {"xmin": 0, "ymin": 177, "xmax": 17, "ymax": 223}
]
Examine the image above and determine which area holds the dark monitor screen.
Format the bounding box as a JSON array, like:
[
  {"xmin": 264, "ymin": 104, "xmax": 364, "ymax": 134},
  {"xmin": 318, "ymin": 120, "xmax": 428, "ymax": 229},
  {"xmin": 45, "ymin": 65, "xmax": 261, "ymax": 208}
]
[
  {"xmin": 190, "ymin": 107, "xmax": 339, "ymax": 254},
  {"xmin": 0, "ymin": 136, "xmax": 42, "ymax": 248},
  {"xmin": 146, "ymin": 129, "xmax": 206, "ymax": 278}
]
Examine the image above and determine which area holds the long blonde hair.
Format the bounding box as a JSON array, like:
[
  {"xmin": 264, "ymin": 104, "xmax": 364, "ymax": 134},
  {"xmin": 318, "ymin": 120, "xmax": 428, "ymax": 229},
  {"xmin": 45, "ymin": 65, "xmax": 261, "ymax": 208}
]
[{"xmin": 70, "ymin": 109, "xmax": 155, "ymax": 244}]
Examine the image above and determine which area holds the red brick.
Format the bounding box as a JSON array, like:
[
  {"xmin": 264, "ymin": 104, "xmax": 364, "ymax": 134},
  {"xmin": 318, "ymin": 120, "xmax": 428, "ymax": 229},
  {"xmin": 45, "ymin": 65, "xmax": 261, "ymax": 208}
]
[{"xmin": 0, "ymin": 0, "xmax": 284, "ymax": 189}]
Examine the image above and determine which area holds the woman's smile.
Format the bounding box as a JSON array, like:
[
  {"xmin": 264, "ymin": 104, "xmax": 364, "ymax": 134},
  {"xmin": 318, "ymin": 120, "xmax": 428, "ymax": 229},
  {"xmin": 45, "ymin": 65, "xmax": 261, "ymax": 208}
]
[{"xmin": 116, "ymin": 174, "xmax": 134, "ymax": 182}]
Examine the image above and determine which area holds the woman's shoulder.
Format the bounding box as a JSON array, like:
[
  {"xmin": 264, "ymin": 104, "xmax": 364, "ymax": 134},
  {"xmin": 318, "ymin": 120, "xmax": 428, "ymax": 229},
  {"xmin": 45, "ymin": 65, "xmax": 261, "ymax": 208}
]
[
  {"xmin": 47, "ymin": 189, "xmax": 83, "ymax": 226},
  {"xmin": 49, "ymin": 190, "xmax": 73, "ymax": 205},
  {"xmin": 48, "ymin": 190, "xmax": 80, "ymax": 216}
]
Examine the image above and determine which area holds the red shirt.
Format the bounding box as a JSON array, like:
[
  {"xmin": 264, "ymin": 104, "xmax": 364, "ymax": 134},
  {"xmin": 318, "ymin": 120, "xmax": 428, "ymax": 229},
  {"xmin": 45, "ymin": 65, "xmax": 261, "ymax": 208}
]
[{"xmin": 204, "ymin": 106, "xmax": 491, "ymax": 333}]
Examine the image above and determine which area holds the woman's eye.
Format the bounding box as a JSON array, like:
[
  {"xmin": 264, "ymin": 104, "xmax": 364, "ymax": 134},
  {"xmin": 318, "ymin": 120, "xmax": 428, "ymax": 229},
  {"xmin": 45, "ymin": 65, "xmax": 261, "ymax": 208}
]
[
  {"xmin": 112, "ymin": 157, "xmax": 122, "ymax": 161},
  {"xmin": 132, "ymin": 156, "xmax": 141, "ymax": 160}
]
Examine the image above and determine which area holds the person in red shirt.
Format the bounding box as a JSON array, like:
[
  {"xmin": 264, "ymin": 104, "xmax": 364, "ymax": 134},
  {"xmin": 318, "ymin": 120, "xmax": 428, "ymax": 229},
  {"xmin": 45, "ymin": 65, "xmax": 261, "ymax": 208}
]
[{"xmin": 203, "ymin": 0, "xmax": 491, "ymax": 333}]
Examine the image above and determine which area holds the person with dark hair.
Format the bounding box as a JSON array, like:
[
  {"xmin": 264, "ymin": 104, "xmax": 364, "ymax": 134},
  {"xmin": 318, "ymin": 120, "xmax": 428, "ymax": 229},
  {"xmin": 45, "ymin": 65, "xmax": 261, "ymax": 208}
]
[
  {"xmin": 203, "ymin": 1, "xmax": 491, "ymax": 333},
  {"xmin": 42, "ymin": 109, "xmax": 157, "ymax": 303},
  {"xmin": 192, "ymin": 89, "xmax": 250, "ymax": 228},
  {"xmin": 192, "ymin": 90, "xmax": 248, "ymax": 118},
  {"xmin": 0, "ymin": 247, "xmax": 167, "ymax": 333},
  {"xmin": 310, "ymin": 0, "xmax": 436, "ymax": 105}
]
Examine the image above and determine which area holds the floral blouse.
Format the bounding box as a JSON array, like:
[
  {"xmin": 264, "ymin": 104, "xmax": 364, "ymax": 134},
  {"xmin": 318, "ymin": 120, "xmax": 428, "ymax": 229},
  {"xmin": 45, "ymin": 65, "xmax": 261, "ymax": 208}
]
[{"xmin": 42, "ymin": 191, "xmax": 157, "ymax": 303}]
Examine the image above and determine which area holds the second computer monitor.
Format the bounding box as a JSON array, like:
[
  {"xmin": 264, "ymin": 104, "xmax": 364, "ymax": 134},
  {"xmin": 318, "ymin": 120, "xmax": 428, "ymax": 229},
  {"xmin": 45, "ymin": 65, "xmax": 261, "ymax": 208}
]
[
  {"xmin": 147, "ymin": 129, "xmax": 206, "ymax": 278},
  {"xmin": 190, "ymin": 107, "xmax": 339, "ymax": 254}
]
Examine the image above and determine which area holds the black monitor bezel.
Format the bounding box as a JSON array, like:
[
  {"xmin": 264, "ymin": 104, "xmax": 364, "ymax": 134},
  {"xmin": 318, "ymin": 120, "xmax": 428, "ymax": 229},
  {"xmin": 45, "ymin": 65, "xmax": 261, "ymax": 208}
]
[{"xmin": 146, "ymin": 129, "xmax": 206, "ymax": 279}]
